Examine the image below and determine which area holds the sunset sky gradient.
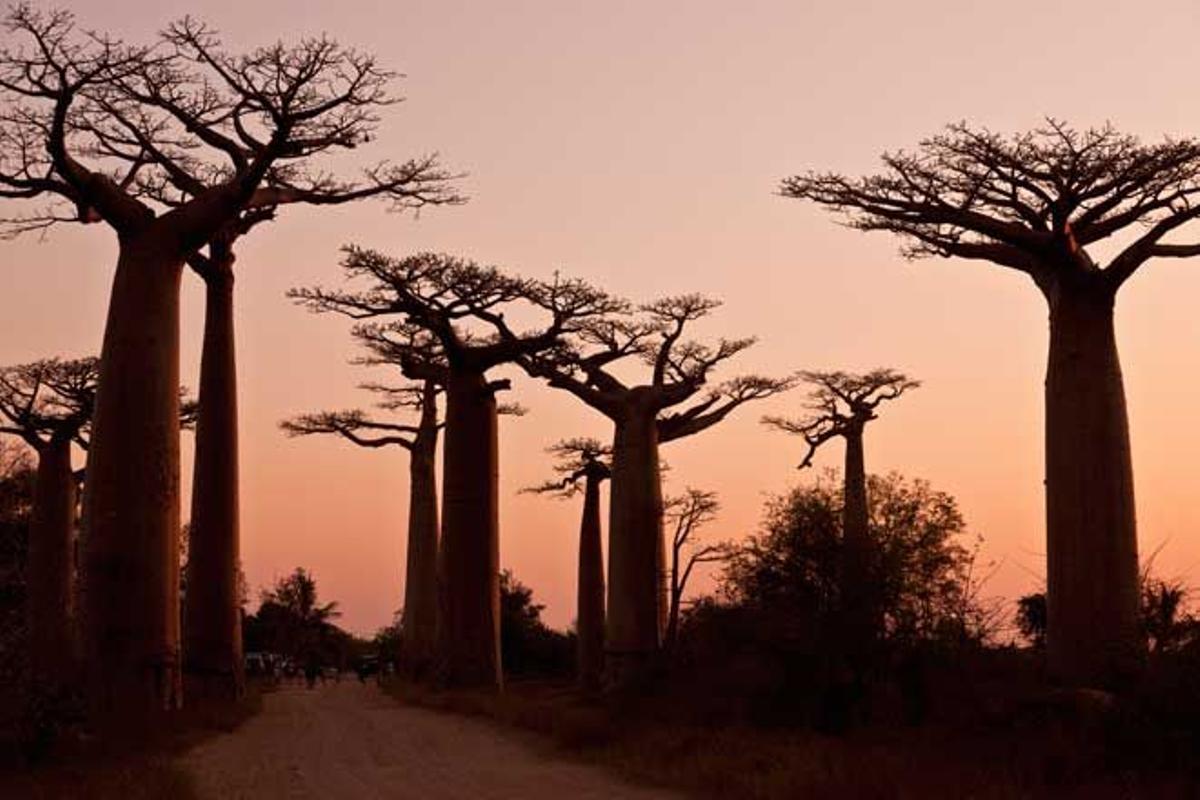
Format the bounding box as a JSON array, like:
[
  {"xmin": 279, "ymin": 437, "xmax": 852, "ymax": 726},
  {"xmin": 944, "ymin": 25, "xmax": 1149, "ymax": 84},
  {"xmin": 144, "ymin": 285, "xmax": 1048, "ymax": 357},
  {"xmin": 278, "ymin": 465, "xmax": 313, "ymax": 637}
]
[{"xmin": 4, "ymin": 0, "xmax": 1200, "ymax": 634}]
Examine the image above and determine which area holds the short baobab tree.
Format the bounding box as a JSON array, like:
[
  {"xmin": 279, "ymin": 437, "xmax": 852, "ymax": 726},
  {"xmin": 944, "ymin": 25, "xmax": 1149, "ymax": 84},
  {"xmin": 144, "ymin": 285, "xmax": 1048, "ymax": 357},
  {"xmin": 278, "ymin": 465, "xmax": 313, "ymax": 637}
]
[
  {"xmin": 283, "ymin": 372, "xmax": 443, "ymax": 678},
  {"xmin": 525, "ymin": 438, "xmax": 612, "ymax": 690},
  {"xmin": 0, "ymin": 6, "xmax": 456, "ymax": 717},
  {"xmin": 662, "ymin": 487, "xmax": 728, "ymax": 651},
  {"xmin": 0, "ymin": 357, "xmax": 97, "ymax": 694},
  {"xmin": 520, "ymin": 295, "xmax": 795, "ymax": 685},
  {"xmin": 782, "ymin": 121, "xmax": 1200, "ymax": 687},
  {"xmin": 763, "ymin": 369, "xmax": 918, "ymax": 655},
  {"xmin": 291, "ymin": 249, "xmax": 619, "ymax": 689}
]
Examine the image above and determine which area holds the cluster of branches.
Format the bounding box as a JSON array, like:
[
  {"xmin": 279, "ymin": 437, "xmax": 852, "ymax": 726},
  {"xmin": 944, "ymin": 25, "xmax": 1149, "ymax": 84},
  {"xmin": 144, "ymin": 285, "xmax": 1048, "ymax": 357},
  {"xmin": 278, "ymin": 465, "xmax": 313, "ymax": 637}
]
[
  {"xmin": 0, "ymin": 357, "xmax": 98, "ymax": 448},
  {"xmin": 523, "ymin": 293, "xmax": 797, "ymax": 431},
  {"xmin": 291, "ymin": 248, "xmax": 626, "ymax": 378},
  {"xmin": 523, "ymin": 438, "xmax": 611, "ymax": 498},
  {"xmin": 782, "ymin": 120, "xmax": 1200, "ymax": 288},
  {"xmin": 763, "ymin": 369, "xmax": 919, "ymax": 467},
  {"xmin": 0, "ymin": 4, "xmax": 461, "ymax": 240},
  {"xmin": 281, "ymin": 383, "xmax": 440, "ymax": 449}
]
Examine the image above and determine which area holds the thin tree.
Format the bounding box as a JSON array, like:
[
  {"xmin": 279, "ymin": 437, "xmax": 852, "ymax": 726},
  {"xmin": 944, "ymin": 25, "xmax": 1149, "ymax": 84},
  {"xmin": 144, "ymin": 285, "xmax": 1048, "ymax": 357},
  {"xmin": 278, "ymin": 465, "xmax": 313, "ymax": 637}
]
[
  {"xmin": 519, "ymin": 295, "xmax": 795, "ymax": 685},
  {"xmin": 782, "ymin": 122, "xmax": 1200, "ymax": 686},
  {"xmin": 0, "ymin": 357, "xmax": 96, "ymax": 696},
  {"xmin": 525, "ymin": 438, "xmax": 612, "ymax": 690},
  {"xmin": 662, "ymin": 487, "xmax": 727, "ymax": 651},
  {"xmin": 290, "ymin": 249, "xmax": 619, "ymax": 688},
  {"xmin": 763, "ymin": 369, "xmax": 918, "ymax": 654},
  {"xmin": 0, "ymin": 6, "xmax": 457, "ymax": 717},
  {"xmin": 282, "ymin": 375, "xmax": 443, "ymax": 678}
]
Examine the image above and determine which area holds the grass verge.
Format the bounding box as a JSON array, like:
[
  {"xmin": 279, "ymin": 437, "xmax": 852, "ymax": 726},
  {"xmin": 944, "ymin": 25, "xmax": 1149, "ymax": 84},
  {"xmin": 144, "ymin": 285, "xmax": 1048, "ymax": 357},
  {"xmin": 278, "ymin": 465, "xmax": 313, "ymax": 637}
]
[
  {"xmin": 0, "ymin": 682, "xmax": 265, "ymax": 800},
  {"xmin": 382, "ymin": 677, "xmax": 1198, "ymax": 799}
]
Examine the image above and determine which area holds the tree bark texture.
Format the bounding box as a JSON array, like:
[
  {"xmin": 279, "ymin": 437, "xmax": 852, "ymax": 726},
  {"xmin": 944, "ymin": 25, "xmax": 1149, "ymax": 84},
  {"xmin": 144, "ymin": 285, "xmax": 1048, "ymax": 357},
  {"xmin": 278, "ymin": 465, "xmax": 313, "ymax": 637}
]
[
  {"xmin": 401, "ymin": 393, "xmax": 439, "ymax": 677},
  {"xmin": 184, "ymin": 264, "xmax": 244, "ymax": 700},
  {"xmin": 1044, "ymin": 281, "xmax": 1143, "ymax": 687},
  {"xmin": 436, "ymin": 368, "xmax": 501, "ymax": 689},
  {"xmin": 28, "ymin": 435, "xmax": 78, "ymax": 691},
  {"xmin": 82, "ymin": 238, "xmax": 185, "ymax": 722},
  {"xmin": 576, "ymin": 473, "xmax": 605, "ymax": 690},
  {"xmin": 605, "ymin": 405, "xmax": 665, "ymax": 687}
]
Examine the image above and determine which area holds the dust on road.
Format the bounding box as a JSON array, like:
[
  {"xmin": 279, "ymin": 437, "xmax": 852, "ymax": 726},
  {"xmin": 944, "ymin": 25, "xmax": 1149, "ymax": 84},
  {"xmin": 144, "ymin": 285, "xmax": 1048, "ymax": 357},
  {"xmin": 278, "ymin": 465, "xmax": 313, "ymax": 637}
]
[{"xmin": 180, "ymin": 680, "xmax": 679, "ymax": 799}]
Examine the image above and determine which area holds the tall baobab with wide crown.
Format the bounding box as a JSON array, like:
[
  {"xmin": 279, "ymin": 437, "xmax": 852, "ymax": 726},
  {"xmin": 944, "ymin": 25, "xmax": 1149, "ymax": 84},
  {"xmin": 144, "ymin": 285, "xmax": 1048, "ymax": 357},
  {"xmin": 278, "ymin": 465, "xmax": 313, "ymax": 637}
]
[
  {"xmin": 782, "ymin": 121, "xmax": 1200, "ymax": 687},
  {"xmin": 525, "ymin": 438, "xmax": 612, "ymax": 690},
  {"xmin": 0, "ymin": 6, "xmax": 456, "ymax": 717},
  {"xmin": 0, "ymin": 357, "xmax": 97, "ymax": 696},
  {"xmin": 282, "ymin": 341, "xmax": 444, "ymax": 678},
  {"xmin": 290, "ymin": 249, "xmax": 620, "ymax": 688},
  {"xmin": 763, "ymin": 369, "xmax": 918, "ymax": 655},
  {"xmin": 519, "ymin": 295, "xmax": 796, "ymax": 685}
]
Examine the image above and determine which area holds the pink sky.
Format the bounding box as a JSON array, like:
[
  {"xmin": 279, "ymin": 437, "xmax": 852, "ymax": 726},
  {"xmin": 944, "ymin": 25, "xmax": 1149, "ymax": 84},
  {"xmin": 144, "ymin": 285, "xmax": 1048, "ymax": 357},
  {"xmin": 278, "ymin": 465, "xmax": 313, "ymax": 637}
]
[{"xmin": 4, "ymin": 1, "xmax": 1200, "ymax": 634}]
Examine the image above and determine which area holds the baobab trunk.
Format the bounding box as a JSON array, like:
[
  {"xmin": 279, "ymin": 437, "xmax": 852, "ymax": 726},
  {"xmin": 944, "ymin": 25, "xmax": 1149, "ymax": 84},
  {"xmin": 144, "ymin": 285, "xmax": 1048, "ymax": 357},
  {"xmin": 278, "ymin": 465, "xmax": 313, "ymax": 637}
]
[
  {"xmin": 28, "ymin": 435, "xmax": 78, "ymax": 691},
  {"xmin": 576, "ymin": 472, "xmax": 605, "ymax": 690},
  {"xmin": 401, "ymin": 399, "xmax": 439, "ymax": 677},
  {"xmin": 606, "ymin": 404, "xmax": 665, "ymax": 686},
  {"xmin": 184, "ymin": 258, "xmax": 244, "ymax": 700},
  {"xmin": 436, "ymin": 368, "xmax": 501, "ymax": 689},
  {"xmin": 841, "ymin": 428, "xmax": 874, "ymax": 653},
  {"xmin": 1044, "ymin": 281, "xmax": 1143, "ymax": 688},
  {"xmin": 82, "ymin": 239, "xmax": 184, "ymax": 723}
]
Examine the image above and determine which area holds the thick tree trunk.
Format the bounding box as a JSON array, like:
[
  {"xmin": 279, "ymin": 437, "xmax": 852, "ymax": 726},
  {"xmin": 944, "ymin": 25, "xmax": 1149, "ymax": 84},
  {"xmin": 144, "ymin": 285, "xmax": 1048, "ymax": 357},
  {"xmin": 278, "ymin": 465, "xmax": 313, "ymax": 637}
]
[
  {"xmin": 401, "ymin": 399, "xmax": 439, "ymax": 678},
  {"xmin": 841, "ymin": 428, "xmax": 873, "ymax": 653},
  {"xmin": 184, "ymin": 264, "xmax": 244, "ymax": 700},
  {"xmin": 606, "ymin": 405, "xmax": 665, "ymax": 687},
  {"xmin": 1044, "ymin": 283, "xmax": 1143, "ymax": 688},
  {"xmin": 82, "ymin": 238, "xmax": 185, "ymax": 723},
  {"xmin": 28, "ymin": 436, "xmax": 78, "ymax": 692},
  {"xmin": 576, "ymin": 473, "xmax": 605, "ymax": 690},
  {"xmin": 436, "ymin": 368, "xmax": 501, "ymax": 689}
]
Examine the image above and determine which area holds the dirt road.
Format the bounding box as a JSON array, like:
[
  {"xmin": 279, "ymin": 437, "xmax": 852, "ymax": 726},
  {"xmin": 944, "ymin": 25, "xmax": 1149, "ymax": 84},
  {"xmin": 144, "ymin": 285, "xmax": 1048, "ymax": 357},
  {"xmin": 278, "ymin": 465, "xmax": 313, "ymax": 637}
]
[{"xmin": 181, "ymin": 681, "xmax": 678, "ymax": 799}]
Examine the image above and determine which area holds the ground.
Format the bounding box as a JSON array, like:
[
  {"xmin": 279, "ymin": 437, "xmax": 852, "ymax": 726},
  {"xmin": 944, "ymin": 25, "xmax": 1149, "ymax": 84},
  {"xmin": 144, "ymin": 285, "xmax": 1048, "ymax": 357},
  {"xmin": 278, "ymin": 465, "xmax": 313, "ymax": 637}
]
[{"xmin": 181, "ymin": 680, "xmax": 676, "ymax": 799}]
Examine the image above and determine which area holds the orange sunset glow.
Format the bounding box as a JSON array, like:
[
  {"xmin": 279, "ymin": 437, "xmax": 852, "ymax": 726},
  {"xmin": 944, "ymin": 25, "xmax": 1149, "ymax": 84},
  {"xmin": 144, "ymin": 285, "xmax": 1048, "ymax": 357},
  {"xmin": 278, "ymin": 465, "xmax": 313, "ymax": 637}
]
[
  {"xmin": 8, "ymin": 2, "xmax": 1200, "ymax": 796},
  {"xmin": 4, "ymin": 1, "xmax": 1200, "ymax": 638}
]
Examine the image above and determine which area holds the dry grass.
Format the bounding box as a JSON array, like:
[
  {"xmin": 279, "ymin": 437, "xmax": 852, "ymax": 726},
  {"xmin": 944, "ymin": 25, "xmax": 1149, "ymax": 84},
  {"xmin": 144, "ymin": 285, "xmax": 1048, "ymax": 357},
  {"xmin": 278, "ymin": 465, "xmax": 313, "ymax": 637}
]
[
  {"xmin": 383, "ymin": 678, "xmax": 1199, "ymax": 799},
  {"xmin": 0, "ymin": 683, "xmax": 265, "ymax": 800}
]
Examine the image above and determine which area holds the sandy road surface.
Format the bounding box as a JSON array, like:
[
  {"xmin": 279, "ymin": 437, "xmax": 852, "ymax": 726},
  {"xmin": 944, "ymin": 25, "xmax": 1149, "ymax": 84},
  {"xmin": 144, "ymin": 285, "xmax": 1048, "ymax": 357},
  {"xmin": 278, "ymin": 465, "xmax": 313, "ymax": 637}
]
[{"xmin": 181, "ymin": 681, "xmax": 678, "ymax": 799}]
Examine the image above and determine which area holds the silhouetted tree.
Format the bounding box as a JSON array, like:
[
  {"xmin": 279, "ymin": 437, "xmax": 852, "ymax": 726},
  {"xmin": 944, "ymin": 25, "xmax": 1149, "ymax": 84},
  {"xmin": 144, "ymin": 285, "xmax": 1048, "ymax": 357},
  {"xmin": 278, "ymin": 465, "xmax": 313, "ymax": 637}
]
[
  {"xmin": 0, "ymin": 6, "xmax": 457, "ymax": 719},
  {"xmin": 663, "ymin": 488, "xmax": 728, "ymax": 651},
  {"xmin": 1016, "ymin": 593, "xmax": 1048, "ymax": 650},
  {"xmin": 0, "ymin": 358, "xmax": 96, "ymax": 695},
  {"xmin": 724, "ymin": 472, "xmax": 982, "ymax": 646},
  {"xmin": 525, "ymin": 438, "xmax": 611, "ymax": 689},
  {"xmin": 0, "ymin": 441, "xmax": 35, "ymax": 729},
  {"xmin": 1020, "ymin": 575, "xmax": 1198, "ymax": 656},
  {"xmin": 519, "ymin": 295, "xmax": 795, "ymax": 685},
  {"xmin": 783, "ymin": 121, "xmax": 1200, "ymax": 687},
  {"xmin": 291, "ymin": 249, "xmax": 619, "ymax": 688},
  {"xmin": 1141, "ymin": 576, "xmax": 1196, "ymax": 656},
  {"xmin": 251, "ymin": 567, "xmax": 341, "ymax": 665},
  {"xmin": 498, "ymin": 570, "xmax": 574, "ymax": 678},
  {"xmin": 283, "ymin": 377, "xmax": 443, "ymax": 676},
  {"xmin": 763, "ymin": 369, "xmax": 917, "ymax": 655}
]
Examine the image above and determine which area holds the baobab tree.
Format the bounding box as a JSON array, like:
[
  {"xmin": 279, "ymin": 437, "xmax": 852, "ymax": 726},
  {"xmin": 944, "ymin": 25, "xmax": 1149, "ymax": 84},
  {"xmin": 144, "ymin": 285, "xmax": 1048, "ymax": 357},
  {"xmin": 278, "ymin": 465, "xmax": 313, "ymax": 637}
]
[
  {"xmin": 763, "ymin": 369, "xmax": 918, "ymax": 656},
  {"xmin": 0, "ymin": 357, "xmax": 96, "ymax": 696},
  {"xmin": 282, "ymin": 376, "xmax": 443, "ymax": 678},
  {"xmin": 519, "ymin": 295, "xmax": 795, "ymax": 685},
  {"xmin": 782, "ymin": 121, "xmax": 1200, "ymax": 687},
  {"xmin": 525, "ymin": 438, "xmax": 612, "ymax": 689},
  {"xmin": 662, "ymin": 487, "xmax": 727, "ymax": 651},
  {"xmin": 291, "ymin": 249, "xmax": 620, "ymax": 688},
  {"xmin": 0, "ymin": 6, "xmax": 456, "ymax": 717}
]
